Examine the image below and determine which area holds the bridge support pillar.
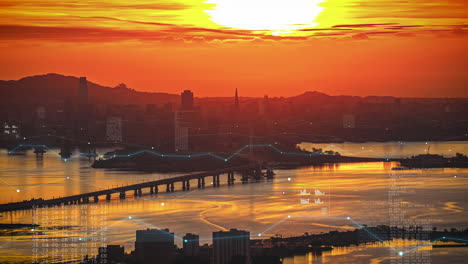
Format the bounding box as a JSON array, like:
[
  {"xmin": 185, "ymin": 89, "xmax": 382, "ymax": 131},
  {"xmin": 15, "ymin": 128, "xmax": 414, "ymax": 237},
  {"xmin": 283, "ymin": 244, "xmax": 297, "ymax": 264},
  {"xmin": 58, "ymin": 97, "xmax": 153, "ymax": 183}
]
[
  {"xmin": 150, "ymin": 186, "xmax": 154, "ymax": 194},
  {"xmin": 241, "ymin": 171, "xmax": 248, "ymax": 183},
  {"xmin": 202, "ymin": 177, "xmax": 205, "ymax": 188},
  {"xmin": 155, "ymin": 185, "xmax": 158, "ymax": 194},
  {"xmin": 134, "ymin": 189, "xmax": 138, "ymax": 197},
  {"xmin": 266, "ymin": 169, "xmax": 274, "ymax": 179},
  {"xmin": 186, "ymin": 180, "xmax": 190, "ymax": 190},
  {"xmin": 170, "ymin": 183, "xmax": 175, "ymax": 192},
  {"xmin": 119, "ymin": 192, "xmax": 126, "ymax": 199},
  {"xmin": 106, "ymin": 194, "xmax": 111, "ymax": 200},
  {"xmin": 182, "ymin": 181, "xmax": 186, "ymax": 191},
  {"xmin": 227, "ymin": 172, "xmax": 235, "ymax": 185},
  {"xmin": 198, "ymin": 178, "xmax": 202, "ymax": 188},
  {"xmin": 94, "ymin": 196, "xmax": 99, "ymax": 202},
  {"xmin": 137, "ymin": 189, "xmax": 142, "ymax": 196}
]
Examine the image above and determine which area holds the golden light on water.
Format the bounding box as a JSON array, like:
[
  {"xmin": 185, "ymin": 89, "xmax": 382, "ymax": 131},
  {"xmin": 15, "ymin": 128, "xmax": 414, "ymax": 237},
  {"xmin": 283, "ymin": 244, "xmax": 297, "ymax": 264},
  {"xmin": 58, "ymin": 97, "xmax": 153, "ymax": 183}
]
[{"xmin": 205, "ymin": 0, "xmax": 325, "ymax": 32}]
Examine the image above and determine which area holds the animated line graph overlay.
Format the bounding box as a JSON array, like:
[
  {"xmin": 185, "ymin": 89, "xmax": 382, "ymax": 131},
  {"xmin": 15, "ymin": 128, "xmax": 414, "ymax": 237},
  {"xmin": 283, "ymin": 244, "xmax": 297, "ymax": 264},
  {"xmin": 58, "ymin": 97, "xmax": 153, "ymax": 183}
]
[{"xmin": 8, "ymin": 143, "xmax": 358, "ymax": 162}]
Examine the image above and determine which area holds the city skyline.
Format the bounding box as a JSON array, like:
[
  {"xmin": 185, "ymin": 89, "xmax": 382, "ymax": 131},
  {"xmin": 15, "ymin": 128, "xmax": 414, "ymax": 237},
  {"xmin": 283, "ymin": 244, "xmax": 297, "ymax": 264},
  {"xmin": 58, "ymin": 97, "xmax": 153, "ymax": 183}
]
[
  {"xmin": 1, "ymin": 73, "xmax": 468, "ymax": 99},
  {"xmin": 0, "ymin": 1, "xmax": 467, "ymax": 264}
]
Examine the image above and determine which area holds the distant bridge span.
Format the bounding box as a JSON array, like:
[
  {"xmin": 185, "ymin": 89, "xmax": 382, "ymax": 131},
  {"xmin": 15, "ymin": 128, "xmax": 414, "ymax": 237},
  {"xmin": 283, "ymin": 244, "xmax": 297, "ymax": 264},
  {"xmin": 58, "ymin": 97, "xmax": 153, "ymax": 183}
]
[{"xmin": 0, "ymin": 164, "xmax": 274, "ymax": 213}]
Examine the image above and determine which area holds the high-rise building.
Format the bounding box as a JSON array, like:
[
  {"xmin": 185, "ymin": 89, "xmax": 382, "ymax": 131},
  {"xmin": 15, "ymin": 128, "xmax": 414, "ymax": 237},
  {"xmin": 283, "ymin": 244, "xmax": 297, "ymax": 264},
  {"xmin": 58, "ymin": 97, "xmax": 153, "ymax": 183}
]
[
  {"xmin": 183, "ymin": 233, "xmax": 199, "ymax": 257},
  {"xmin": 181, "ymin": 90, "xmax": 194, "ymax": 110},
  {"xmin": 135, "ymin": 228, "xmax": 176, "ymax": 264},
  {"xmin": 343, "ymin": 114, "xmax": 356, "ymax": 128},
  {"xmin": 234, "ymin": 88, "xmax": 239, "ymax": 111},
  {"xmin": 175, "ymin": 90, "xmax": 197, "ymax": 151},
  {"xmin": 97, "ymin": 245, "xmax": 125, "ymax": 263},
  {"xmin": 78, "ymin": 77, "xmax": 88, "ymax": 106},
  {"xmin": 174, "ymin": 112, "xmax": 190, "ymax": 151},
  {"xmin": 213, "ymin": 229, "xmax": 250, "ymax": 264},
  {"xmin": 106, "ymin": 116, "xmax": 122, "ymax": 142},
  {"xmin": 259, "ymin": 95, "xmax": 269, "ymax": 116}
]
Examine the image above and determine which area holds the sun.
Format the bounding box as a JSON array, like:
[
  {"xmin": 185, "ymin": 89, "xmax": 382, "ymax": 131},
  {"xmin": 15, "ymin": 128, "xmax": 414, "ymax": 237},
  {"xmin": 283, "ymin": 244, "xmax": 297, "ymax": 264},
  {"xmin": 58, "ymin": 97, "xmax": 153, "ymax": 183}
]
[{"xmin": 205, "ymin": 0, "xmax": 325, "ymax": 33}]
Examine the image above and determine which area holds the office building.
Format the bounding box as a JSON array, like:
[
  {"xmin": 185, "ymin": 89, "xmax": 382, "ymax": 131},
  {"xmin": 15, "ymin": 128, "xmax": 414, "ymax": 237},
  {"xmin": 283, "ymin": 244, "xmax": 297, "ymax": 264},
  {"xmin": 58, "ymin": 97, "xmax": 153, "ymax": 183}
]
[
  {"xmin": 78, "ymin": 77, "xmax": 88, "ymax": 106},
  {"xmin": 175, "ymin": 90, "xmax": 197, "ymax": 151},
  {"xmin": 135, "ymin": 228, "xmax": 176, "ymax": 264},
  {"xmin": 213, "ymin": 228, "xmax": 250, "ymax": 264},
  {"xmin": 181, "ymin": 90, "xmax": 194, "ymax": 110},
  {"xmin": 183, "ymin": 233, "xmax": 200, "ymax": 257},
  {"xmin": 97, "ymin": 245, "xmax": 125, "ymax": 263}
]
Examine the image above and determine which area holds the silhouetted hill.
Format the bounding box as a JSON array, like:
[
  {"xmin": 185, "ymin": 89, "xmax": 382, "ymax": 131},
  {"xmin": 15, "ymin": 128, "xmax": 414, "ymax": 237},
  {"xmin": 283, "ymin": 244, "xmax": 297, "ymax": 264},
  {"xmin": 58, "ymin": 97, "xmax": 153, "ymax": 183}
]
[
  {"xmin": 286, "ymin": 91, "xmax": 363, "ymax": 104},
  {"xmin": 0, "ymin": 74, "xmax": 466, "ymax": 107},
  {"xmin": 0, "ymin": 73, "xmax": 179, "ymax": 105}
]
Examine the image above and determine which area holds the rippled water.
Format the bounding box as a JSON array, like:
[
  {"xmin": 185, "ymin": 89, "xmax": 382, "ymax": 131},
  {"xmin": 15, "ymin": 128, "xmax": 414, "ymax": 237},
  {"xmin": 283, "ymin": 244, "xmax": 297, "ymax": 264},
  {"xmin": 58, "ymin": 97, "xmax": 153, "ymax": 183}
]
[{"xmin": 0, "ymin": 141, "xmax": 467, "ymax": 263}]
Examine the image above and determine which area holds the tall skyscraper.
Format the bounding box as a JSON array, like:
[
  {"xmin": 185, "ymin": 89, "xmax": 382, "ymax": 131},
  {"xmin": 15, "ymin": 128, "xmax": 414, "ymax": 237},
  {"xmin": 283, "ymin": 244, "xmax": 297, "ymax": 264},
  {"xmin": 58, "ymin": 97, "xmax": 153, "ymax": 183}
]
[
  {"xmin": 97, "ymin": 245, "xmax": 124, "ymax": 263},
  {"xmin": 259, "ymin": 95, "xmax": 269, "ymax": 116},
  {"xmin": 213, "ymin": 229, "xmax": 250, "ymax": 264},
  {"xmin": 135, "ymin": 228, "xmax": 176, "ymax": 264},
  {"xmin": 175, "ymin": 90, "xmax": 196, "ymax": 151},
  {"xmin": 234, "ymin": 88, "xmax": 239, "ymax": 111},
  {"xmin": 183, "ymin": 233, "xmax": 199, "ymax": 257},
  {"xmin": 78, "ymin": 77, "xmax": 88, "ymax": 106},
  {"xmin": 180, "ymin": 90, "xmax": 194, "ymax": 110}
]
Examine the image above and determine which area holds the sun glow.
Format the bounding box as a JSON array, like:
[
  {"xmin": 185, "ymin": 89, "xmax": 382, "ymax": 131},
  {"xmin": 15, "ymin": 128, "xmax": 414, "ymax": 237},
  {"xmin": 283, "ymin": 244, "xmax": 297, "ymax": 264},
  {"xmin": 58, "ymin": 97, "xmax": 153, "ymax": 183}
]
[{"xmin": 205, "ymin": 0, "xmax": 325, "ymax": 32}]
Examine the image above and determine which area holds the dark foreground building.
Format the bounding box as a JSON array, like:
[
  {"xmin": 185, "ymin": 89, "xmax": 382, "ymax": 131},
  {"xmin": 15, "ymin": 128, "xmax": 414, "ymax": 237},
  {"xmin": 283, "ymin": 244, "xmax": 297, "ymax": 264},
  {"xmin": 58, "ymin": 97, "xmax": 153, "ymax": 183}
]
[
  {"xmin": 135, "ymin": 228, "xmax": 176, "ymax": 264},
  {"xmin": 213, "ymin": 229, "xmax": 250, "ymax": 264}
]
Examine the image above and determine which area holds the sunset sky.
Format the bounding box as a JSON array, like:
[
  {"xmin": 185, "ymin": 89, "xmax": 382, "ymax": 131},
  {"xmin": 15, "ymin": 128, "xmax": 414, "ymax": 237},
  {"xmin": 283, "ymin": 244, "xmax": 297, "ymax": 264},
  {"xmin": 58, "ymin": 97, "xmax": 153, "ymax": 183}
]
[{"xmin": 0, "ymin": 0, "xmax": 467, "ymax": 97}]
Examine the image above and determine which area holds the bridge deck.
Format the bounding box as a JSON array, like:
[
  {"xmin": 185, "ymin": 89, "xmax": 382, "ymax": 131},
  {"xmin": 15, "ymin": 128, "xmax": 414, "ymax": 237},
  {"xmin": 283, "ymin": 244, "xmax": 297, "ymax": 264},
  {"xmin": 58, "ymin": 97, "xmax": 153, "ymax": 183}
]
[{"xmin": 0, "ymin": 164, "xmax": 264, "ymax": 212}]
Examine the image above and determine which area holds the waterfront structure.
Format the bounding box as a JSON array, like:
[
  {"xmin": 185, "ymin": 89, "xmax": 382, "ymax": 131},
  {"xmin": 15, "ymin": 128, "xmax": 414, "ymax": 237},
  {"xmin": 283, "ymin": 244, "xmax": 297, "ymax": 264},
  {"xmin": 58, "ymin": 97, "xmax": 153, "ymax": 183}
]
[
  {"xmin": 213, "ymin": 228, "xmax": 250, "ymax": 264},
  {"xmin": 135, "ymin": 228, "xmax": 176, "ymax": 264},
  {"xmin": 0, "ymin": 164, "xmax": 273, "ymax": 212}
]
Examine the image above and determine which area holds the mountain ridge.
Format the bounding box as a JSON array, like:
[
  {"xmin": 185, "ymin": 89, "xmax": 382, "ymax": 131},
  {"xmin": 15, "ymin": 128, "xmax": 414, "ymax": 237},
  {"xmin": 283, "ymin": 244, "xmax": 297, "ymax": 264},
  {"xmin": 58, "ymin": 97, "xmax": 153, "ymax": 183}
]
[{"xmin": 0, "ymin": 73, "xmax": 466, "ymax": 106}]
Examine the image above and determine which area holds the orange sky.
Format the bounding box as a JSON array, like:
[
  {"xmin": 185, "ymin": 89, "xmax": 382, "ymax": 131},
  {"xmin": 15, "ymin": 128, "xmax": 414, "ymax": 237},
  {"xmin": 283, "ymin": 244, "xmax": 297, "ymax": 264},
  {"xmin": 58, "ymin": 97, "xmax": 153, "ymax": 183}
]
[{"xmin": 0, "ymin": 0, "xmax": 467, "ymax": 97}]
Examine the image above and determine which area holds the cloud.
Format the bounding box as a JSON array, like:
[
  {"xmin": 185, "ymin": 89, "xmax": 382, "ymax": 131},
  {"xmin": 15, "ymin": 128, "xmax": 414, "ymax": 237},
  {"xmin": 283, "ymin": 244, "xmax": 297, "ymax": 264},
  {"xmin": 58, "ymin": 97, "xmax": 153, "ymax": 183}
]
[
  {"xmin": 333, "ymin": 23, "xmax": 397, "ymax": 28},
  {"xmin": 352, "ymin": 33, "xmax": 369, "ymax": 40}
]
